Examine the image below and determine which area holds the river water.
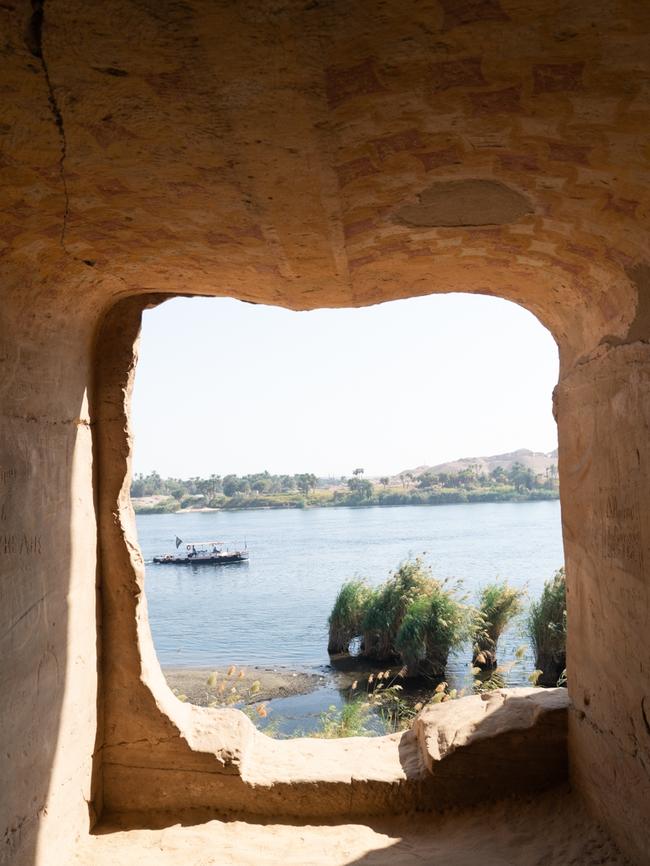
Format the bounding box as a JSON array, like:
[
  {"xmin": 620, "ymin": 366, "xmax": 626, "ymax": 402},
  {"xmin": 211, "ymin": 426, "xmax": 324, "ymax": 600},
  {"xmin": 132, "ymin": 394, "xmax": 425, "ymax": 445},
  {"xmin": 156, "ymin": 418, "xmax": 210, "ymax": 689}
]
[{"xmin": 137, "ymin": 501, "xmax": 563, "ymax": 728}]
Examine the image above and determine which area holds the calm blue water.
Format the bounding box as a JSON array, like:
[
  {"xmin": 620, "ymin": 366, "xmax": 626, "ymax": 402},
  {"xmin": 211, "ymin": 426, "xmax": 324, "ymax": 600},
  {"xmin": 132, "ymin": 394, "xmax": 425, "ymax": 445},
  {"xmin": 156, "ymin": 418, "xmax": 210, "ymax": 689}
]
[{"xmin": 137, "ymin": 501, "xmax": 563, "ymax": 689}]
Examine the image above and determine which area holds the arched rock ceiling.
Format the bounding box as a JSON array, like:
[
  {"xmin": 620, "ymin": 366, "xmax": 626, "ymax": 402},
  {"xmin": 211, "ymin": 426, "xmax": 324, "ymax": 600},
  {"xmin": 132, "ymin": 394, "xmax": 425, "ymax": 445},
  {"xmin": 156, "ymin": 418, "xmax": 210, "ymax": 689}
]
[{"xmin": 1, "ymin": 0, "xmax": 649, "ymax": 356}]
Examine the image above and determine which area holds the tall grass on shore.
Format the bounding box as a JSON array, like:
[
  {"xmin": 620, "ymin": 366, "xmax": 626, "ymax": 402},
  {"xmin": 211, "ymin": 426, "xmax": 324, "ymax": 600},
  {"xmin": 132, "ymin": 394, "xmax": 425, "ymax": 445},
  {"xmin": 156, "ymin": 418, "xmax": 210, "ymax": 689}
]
[
  {"xmin": 527, "ymin": 567, "xmax": 566, "ymax": 686},
  {"xmin": 472, "ymin": 581, "xmax": 525, "ymax": 670},
  {"xmin": 328, "ymin": 579, "xmax": 374, "ymax": 654}
]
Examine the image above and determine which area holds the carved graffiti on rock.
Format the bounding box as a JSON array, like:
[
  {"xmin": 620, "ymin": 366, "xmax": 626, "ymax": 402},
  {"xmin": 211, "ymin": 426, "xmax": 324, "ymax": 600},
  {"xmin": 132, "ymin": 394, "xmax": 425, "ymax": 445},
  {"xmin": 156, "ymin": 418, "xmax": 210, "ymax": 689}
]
[
  {"xmin": 602, "ymin": 494, "xmax": 643, "ymax": 569},
  {"xmin": 0, "ymin": 534, "xmax": 42, "ymax": 556}
]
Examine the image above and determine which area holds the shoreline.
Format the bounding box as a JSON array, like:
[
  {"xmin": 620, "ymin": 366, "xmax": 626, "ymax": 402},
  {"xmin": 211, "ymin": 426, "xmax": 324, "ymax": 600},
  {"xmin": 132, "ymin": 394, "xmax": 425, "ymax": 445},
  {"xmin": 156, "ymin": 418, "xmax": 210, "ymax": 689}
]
[
  {"xmin": 163, "ymin": 664, "xmax": 326, "ymax": 706},
  {"xmin": 162, "ymin": 659, "xmax": 445, "ymax": 710}
]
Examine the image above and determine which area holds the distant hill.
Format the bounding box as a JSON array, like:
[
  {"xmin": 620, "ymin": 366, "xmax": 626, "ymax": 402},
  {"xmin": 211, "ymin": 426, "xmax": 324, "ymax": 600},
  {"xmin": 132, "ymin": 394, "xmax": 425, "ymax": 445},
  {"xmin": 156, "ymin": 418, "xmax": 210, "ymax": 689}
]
[{"xmin": 400, "ymin": 448, "xmax": 558, "ymax": 479}]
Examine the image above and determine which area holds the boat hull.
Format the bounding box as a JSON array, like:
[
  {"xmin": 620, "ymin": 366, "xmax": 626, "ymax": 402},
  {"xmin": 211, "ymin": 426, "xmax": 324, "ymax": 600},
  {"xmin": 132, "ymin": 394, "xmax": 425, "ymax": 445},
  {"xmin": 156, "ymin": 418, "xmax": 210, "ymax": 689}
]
[{"xmin": 152, "ymin": 552, "xmax": 248, "ymax": 565}]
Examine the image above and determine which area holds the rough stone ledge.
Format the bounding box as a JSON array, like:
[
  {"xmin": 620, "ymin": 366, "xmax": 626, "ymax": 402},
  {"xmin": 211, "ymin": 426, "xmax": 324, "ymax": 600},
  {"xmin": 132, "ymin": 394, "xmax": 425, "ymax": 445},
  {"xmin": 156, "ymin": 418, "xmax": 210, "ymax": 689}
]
[
  {"xmin": 413, "ymin": 687, "xmax": 569, "ymax": 810},
  {"xmin": 103, "ymin": 688, "xmax": 569, "ymax": 818},
  {"xmin": 78, "ymin": 786, "xmax": 629, "ymax": 866}
]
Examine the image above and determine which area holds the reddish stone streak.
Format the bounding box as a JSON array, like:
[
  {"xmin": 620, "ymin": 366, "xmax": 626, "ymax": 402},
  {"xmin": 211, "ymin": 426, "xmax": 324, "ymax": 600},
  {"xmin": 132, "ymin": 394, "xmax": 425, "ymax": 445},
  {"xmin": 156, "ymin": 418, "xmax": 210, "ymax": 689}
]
[
  {"xmin": 140, "ymin": 196, "xmax": 173, "ymax": 209},
  {"xmin": 343, "ymin": 218, "xmax": 376, "ymax": 239},
  {"xmin": 95, "ymin": 219, "xmax": 129, "ymax": 232},
  {"xmin": 335, "ymin": 157, "xmax": 379, "ymax": 187},
  {"xmin": 372, "ymin": 129, "xmax": 423, "ymax": 160},
  {"xmin": 34, "ymin": 166, "xmax": 60, "ymax": 181},
  {"xmin": 233, "ymin": 225, "xmax": 264, "ymax": 241},
  {"xmin": 139, "ymin": 227, "xmax": 178, "ymax": 242},
  {"xmin": 533, "ymin": 62, "xmax": 584, "ymax": 94},
  {"xmin": 599, "ymin": 293, "xmax": 619, "ymax": 320},
  {"xmin": 464, "ymin": 228, "xmax": 503, "ymax": 240},
  {"xmin": 252, "ymin": 263, "xmax": 281, "ymax": 276},
  {"xmin": 96, "ymin": 180, "xmax": 130, "ymax": 196},
  {"xmin": 77, "ymin": 227, "xmax": 110, "ymax": 242},
  {"xmin": 0, "ymin": 224, "xmax": 23, "ymax": 241},
  {"xmin": 348, "ymin": 254, "xmax": 378, "ymax": 270},
  {"xmin": 90, "ymin": 122, "xmax": 137, "ymax": 149},
  {"xmin": 3, "ymin": 202, "xmax": 31, "ymax": 218},
  {"xmin": 498, "ymin": 153, "xmax": 540, "ymax": 172},
  {"xmin": 604, "ymin": 195, "xmax": 639, "ymax": 217},
  {"xmin": 144, "ymin": 71, "xmax": 188, "ymax": 97},
  {"xmin": 168, "ymin": 181, "xmax": 206, "ymax": 195},
  {"xmin": 40, "ymin": 224, "xmax": 65, "ymax": 239},
  {"xmin": 604, "ymin": 246, "xmax": 635, "ymax": 268},
  {"xmin": 325, "ymin": 59, "xmax": 383, "ymax": 109},
  {"xmin": 546, "ymin": 256, "xmax": 584, "ymax": 277},
  {"xmin": 480, "ymin": 255, "xmax": 512, "ymax": 267},
  {"xmin": 493, "ymin": 242, "xmax": 525, "ymax": 255},
  {"xmin": 414, "ymin": 147, "xmax": 462, "ymax": 171},
  {"xmin": 430, "ymin": 57, "xmax": 485, "ymax": 92},
  {"xmin": 440, "ymin": 0, "xmax": 509, "ymax": 29},
  {"xmin": 566, "ymin": 242, "xmax": 599, "ymax": 259},
  {"xmin": 380, "ymin": 240, "xmax": 411, "ymax": 254},
  {"xmin": 547, "ymin": 141, "xmax": 590, "ymax": 165},
  {"xmin": 469, "ymin": 86, "xmax": 522, "ymax": 115},
  {"xmin": 204, "ymin": 231, "xmax": 234, "ymax": 246}
]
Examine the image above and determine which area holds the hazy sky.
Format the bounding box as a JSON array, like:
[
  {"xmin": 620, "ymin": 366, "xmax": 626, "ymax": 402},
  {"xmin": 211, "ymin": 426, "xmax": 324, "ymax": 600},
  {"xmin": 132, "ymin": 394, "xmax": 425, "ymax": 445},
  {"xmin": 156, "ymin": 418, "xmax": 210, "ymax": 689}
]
[{"xmin": 131, "ymin": 293, "xmax": 559, "ymax": 479}]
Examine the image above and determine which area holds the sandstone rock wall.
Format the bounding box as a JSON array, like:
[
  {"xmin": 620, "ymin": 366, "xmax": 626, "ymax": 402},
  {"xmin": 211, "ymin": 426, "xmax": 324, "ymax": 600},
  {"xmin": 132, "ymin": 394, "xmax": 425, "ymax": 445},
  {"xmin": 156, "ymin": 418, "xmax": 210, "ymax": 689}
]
[
  {"xmin": 1, "ymin": 1, "xmax": 649, "ymax": 863},
  {"xmin": 0, "ymin": 273, "xmax": 101, "ymax": 866},
  {"xmin": 557, "ymin": 340, "xmax": 650, "ymax": 857}
]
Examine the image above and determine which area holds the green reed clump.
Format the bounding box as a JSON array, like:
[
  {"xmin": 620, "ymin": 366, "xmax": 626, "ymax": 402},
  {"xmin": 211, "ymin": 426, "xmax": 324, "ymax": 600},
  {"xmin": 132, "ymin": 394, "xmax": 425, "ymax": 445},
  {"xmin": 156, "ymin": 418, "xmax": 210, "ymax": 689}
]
[
  {"xmin": 395, "ymin": 582, "xmax": 475, "ymax": 677},
  {"xmin": 472, "ymin": 581, "xmax": 525, "ymax": 670},
  {"xmin": 327, "ymin": 579, "xmax": 375, "ymax": 654},
  {"xmin": 328, "ymin": 558, "xmax": 473, "ymax": 679},
  {"xmin": 527, "ymin": 567, "xmax": 566, "ymax": 686},
  {"xmin": 362, "ymin": 558, "xmax": 439, "ymax": 662}
]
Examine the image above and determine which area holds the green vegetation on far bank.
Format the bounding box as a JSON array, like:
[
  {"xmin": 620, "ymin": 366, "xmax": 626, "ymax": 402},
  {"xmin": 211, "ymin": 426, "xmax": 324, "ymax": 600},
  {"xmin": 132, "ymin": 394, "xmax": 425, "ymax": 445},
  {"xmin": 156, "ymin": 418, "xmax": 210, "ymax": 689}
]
[{"xmin": 131, "ymin": 464, "xmax": 559, "ymax": 514}]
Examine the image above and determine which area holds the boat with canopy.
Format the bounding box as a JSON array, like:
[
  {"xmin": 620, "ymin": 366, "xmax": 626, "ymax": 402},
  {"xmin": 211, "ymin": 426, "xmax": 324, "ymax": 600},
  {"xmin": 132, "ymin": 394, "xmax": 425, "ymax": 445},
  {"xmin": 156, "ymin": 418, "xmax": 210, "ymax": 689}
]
[{"xmin": 153, "ymin": 536, "xmax": 249, "ymax": 565}]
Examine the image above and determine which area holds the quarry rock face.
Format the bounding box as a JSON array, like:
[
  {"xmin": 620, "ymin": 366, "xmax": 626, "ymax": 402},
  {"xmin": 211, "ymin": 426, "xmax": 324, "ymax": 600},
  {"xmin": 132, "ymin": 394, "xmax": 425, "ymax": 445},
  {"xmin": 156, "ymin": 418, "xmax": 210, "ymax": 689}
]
[{"xmin": 1, "ymin": 1, "xmax": 649, "ymax": 864}]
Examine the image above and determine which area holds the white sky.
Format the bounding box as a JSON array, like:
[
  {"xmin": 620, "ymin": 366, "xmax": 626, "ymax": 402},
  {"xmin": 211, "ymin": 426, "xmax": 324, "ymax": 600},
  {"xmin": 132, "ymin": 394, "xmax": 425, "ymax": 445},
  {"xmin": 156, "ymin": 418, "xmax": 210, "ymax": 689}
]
[{"xmin": 131, "ymin": 293, "xmax": 559, "ymax": 479}]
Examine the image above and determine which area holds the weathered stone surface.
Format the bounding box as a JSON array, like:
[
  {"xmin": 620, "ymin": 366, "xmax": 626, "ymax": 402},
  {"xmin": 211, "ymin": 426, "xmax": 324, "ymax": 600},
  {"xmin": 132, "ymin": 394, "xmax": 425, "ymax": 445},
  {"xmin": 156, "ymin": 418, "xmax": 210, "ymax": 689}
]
[
  {"xmin": 1, "ymin": 1, "xmax": 649, "ymax": 864},
  {"xmin": 101, "ymin": 685, "xmax": 568, "ymax": 820},
  {"xmin": 395, "ymin": 180, "xmax": 533, "ymax": 227},
  {"xmin": 73, "ymin": 786, "xmax": 628, "ymax": 866},
  {"xmin": 414, "ymin": 688, "xmax": 569, "ymax": 805}
]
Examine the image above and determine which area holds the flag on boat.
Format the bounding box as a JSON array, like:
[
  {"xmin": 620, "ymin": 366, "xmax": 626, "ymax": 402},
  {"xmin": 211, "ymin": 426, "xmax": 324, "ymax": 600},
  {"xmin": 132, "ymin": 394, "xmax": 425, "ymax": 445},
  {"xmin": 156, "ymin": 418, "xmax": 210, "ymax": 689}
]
[{"xmin": 175, "ymin": 536, "xmax": 183, "ymax": 549}]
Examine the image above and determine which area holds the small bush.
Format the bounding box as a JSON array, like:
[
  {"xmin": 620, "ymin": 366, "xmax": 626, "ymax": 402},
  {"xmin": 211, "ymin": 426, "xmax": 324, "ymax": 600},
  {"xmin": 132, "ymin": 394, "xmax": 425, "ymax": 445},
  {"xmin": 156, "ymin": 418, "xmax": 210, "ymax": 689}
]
[
  {"xmin": 312, "ymin": 671, "xmax": 416, "ymax": 738},
  {"xmin": 527, "ymin": 567, "xmax": 566, "ymax": 686},
  {"xmin": 473, "ymin": 581, "xmax": 525, "ymax": 670},
  {"xmin": 313, "ymin": 698, "xmax": 373, "ymax": 738}
]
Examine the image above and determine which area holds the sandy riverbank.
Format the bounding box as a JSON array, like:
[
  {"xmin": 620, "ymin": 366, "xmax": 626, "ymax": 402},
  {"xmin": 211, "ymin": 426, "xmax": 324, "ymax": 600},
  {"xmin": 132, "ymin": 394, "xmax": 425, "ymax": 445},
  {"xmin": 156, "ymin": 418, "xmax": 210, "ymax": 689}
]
[{"xmin": 163, "ymin": 665, "xmax": 325, "ymax": 706}]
